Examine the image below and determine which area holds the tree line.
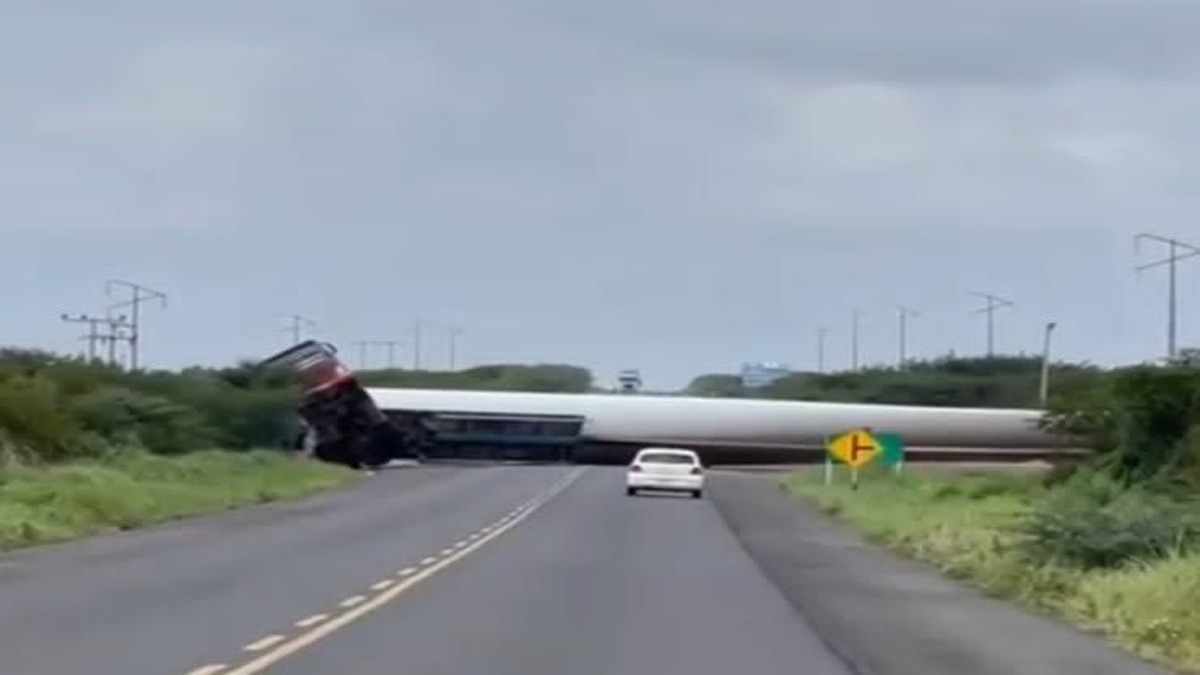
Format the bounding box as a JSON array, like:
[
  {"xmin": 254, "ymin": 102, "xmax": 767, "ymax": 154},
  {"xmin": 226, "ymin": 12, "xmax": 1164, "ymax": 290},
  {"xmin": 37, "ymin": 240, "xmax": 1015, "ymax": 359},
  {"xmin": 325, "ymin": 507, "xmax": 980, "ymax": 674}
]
[{"xmin": 0, "ymin": 348, "xmax": 594, "ymax": 464}]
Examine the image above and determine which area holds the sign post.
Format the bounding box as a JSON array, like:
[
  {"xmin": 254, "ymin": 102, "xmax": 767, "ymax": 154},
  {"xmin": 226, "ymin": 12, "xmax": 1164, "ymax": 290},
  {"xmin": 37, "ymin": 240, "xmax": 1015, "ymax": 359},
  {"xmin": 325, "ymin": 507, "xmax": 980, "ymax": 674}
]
[{"xmin": 824, "ymin": 427, "xmax": 906, "ymax": 488}]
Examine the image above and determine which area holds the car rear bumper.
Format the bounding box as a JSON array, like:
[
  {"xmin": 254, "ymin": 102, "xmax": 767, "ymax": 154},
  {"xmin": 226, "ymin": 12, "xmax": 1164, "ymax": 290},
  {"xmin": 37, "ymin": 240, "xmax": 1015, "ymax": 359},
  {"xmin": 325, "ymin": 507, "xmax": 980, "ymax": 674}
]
[{"xmin": 626, "ymin": 473, "xmax": 703, "ymax": 491}]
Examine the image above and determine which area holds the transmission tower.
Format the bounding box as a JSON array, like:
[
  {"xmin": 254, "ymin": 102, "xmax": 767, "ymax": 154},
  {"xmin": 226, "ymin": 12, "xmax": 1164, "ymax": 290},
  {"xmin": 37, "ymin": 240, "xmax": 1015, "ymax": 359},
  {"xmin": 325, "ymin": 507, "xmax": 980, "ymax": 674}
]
[
  {"xmin": 969, "ymin": 291, "xmax": 1013, "ymax": 356},
  {"xmin": 1135, "ymin": 233, "xmax": 1200, "ymax": 361},
  {"xmin": 105, "ymin": 279, "xmax": 167, "ymax": 370}
]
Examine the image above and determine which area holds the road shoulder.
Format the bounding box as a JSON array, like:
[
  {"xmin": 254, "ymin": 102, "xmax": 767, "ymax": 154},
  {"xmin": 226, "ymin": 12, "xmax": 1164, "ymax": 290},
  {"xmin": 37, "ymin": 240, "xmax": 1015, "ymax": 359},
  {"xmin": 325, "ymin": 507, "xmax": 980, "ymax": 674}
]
[{"xmin": 709, "ymin": 471, "xmax": 1173, "ymax": 675}]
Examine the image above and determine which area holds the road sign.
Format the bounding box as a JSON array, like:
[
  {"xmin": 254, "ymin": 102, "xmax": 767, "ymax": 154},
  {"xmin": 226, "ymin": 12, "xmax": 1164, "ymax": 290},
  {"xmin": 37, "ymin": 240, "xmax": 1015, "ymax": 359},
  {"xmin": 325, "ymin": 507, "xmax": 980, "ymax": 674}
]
[
  {"xmin": 826, "ymin": 428, "xmax": 906, "ymax": 468},
  {"xmin": 874, "ymin": 431, "xmax": 905, "ymax": 466},
  {"xmin": 826, "ymin": 428, "xmax": 881, "ymax": 468}
]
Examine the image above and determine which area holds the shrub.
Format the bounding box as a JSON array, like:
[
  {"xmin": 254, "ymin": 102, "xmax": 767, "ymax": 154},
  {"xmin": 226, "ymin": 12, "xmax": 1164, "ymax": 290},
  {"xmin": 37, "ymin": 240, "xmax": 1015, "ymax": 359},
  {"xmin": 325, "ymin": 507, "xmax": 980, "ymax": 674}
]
[{"xmin": 1018, "ymin": 470, "xmax": 1200, "ymax": 569}]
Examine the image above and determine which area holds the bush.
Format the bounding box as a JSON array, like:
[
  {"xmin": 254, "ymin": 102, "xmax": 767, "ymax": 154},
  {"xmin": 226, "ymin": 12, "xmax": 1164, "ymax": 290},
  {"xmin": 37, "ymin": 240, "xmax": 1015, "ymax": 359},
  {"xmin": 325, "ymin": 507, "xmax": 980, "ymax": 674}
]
[{"xmin": 1018, "ymin": 470, "xmax": 1200, "ymax": 569}]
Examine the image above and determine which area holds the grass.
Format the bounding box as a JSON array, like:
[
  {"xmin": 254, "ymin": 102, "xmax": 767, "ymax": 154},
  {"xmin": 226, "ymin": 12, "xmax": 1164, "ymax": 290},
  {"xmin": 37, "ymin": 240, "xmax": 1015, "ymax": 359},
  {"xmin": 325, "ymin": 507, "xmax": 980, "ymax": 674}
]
[
  {"xmin": 0, "ymin": 449, "xmax": 354, "ymax": 551},
  {"xmin": 785, "ymin": 463, "xmax": 1200, "ymax": 673}
]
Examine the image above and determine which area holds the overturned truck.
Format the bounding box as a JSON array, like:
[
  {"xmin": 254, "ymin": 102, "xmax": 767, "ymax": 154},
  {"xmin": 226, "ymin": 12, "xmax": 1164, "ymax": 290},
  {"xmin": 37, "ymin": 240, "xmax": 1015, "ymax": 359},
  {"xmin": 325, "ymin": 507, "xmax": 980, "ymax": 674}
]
[{"xmin": 260, "ymin": 340, "xmax": 427, "ymax": 468}]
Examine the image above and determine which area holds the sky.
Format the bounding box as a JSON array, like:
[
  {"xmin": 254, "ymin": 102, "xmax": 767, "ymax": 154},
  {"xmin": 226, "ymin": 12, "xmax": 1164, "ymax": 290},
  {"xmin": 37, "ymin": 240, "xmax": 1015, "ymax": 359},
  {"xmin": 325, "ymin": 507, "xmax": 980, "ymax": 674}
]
[{"xmin": 3, "ymin": 1, "xmax": 1200, "ymax": 389}]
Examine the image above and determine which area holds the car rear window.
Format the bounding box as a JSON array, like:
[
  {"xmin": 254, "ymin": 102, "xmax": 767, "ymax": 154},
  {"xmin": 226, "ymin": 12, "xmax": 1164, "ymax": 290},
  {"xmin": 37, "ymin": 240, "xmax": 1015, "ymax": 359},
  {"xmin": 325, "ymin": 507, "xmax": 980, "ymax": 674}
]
[{"xmin": 638, "ymin": 452, "xmax": 695, "ymax": 464}]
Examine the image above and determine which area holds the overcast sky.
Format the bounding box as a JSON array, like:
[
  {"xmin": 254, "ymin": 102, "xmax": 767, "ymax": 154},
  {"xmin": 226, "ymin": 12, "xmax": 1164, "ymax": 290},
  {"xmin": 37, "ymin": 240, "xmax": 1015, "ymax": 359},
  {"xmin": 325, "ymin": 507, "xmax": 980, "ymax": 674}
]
[{"xmin": 4, "ymin": 1, "xmax": 1200, "ymax": 388}]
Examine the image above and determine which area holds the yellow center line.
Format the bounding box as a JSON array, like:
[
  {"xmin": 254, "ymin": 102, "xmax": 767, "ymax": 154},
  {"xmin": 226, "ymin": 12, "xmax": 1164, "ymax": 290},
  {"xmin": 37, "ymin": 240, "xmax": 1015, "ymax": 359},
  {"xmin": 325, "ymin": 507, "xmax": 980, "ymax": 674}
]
[
  {"xmin": 244, "ymin": 635, "xmax": 285, "ymax": 652},
  {"xmin": 218, "ymin": 467, "xmax": 586, "ymax": 675}
]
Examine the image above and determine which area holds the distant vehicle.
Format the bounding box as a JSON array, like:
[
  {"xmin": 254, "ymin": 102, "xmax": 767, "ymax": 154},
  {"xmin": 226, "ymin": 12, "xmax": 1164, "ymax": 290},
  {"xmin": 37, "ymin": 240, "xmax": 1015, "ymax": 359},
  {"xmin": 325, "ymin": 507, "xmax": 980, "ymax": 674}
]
[
  {"xmin": 626, "ymin": 447, "xmax": 703, "ymax": 498},
  {"xmin": 258, "ymin": 340, "xmax": 423, "ymax": 469}
]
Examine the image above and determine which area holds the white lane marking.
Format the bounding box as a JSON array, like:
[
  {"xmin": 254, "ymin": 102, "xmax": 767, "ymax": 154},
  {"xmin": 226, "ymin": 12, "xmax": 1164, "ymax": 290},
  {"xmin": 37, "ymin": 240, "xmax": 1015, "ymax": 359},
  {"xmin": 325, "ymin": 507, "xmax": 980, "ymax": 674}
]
[
  {"xmin": 420, "ymin": 557, "xmax": 437, "ymax": 565},
  {"xmin": 339, "ymin": 595, "xmax": 366, "ymax": 608},
  {"xmin": 440, "ymin": 548, "xmax": 454, "ymax": 556},
  {"xmin": 372, "ymin": 580, "xmax": 395, "ymax": 591},
  {"xmin": 187, "ymin": 666, "xmax": 227, "ymax": 675},
  {"xmin": 244, "ymin": 635, "xmax": 285, "ymax": 652},
  {"xmin": 220, "ymin": 468, "xmax": 586, "ymax": 675},
  {"xmin": 397, "ymin": 567, "xmax": 418, "ymax": 577},
  {"xmin": 481, "ymin": 525, "xmax": 493, "ymax": 533},
  {"xmin": 454, "ymin": 540, "xmax": 468, "ymax": 548},
  {"xmin": 295, "ymin": 614, "xmax": 327, "ymax": 628},
  {"xmin": 468, "ymin": 533, "xmax": 480, "ymax": 540}
]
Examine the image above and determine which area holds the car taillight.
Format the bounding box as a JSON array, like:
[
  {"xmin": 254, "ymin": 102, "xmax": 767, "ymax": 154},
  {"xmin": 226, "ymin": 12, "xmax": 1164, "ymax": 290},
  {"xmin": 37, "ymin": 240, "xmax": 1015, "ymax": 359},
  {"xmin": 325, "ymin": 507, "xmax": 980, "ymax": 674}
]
[
  {"xmin": 690, "ymin": 466, "xmax": 702, "ymax": 475},
  {"xmin": 630, "ymin": 465, "xmax": 642, "ymax": 472}
]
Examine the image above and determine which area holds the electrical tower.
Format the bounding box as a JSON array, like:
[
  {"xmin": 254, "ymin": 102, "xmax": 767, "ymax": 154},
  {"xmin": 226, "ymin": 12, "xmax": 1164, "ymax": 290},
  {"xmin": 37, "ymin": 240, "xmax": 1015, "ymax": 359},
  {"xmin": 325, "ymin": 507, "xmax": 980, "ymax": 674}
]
[
  {"xmin": 1135, "ymin": 233, "xmax": 1200, "ymax": 361},
  {"xmin": 969, "ymin": 291, "xmax": 1013, "ymax": 357},
  {"xmin": 105, "ymin": 279, "xmax": 167, "ymax": 370}
]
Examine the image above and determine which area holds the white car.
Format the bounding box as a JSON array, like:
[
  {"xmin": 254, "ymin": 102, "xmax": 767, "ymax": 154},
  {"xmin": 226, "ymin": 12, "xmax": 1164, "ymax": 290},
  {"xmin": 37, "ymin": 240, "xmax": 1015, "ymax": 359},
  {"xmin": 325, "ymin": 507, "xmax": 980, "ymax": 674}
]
[{"xmin": 625, "ymin": 447, "xmax": 704, "ymax": 498}]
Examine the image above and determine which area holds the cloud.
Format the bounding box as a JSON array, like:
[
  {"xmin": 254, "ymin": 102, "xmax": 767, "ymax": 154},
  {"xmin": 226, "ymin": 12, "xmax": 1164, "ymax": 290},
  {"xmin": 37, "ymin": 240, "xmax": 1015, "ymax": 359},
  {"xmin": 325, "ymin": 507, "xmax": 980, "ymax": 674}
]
[
  {"xmin": 543, "ymin": 0, "xmax": 1200, "ymax": 84},
  {"xmin": 37, "ymin": 38, "xmax": 289, "ymax": 144}
]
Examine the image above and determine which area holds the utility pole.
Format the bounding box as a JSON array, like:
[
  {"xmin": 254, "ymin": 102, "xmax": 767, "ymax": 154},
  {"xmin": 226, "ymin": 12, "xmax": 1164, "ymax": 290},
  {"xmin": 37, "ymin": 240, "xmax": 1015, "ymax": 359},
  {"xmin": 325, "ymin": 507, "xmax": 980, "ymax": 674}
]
[
  {"xmin": 851, "ymin": 310, "xmax": 865, "ymax": 371},
  {"xmin": 817, "ymin": 327, "xmax": 829, "ymax": 373},
  {"xmin": 60, "ymin": 313, "xmax": 132, "ymax": 366},
  {"xmin": 969, "ymin": 291, "xmax": 1013, "ymax": 357},
  {"xmin": 105, "ymin": 279, "xmax": 167, "ymax": 371},
  {"xmin": 413, "ymin": 320, "xmax": 425, "ymax": 370},
  {"xmin": 1040, "ymin": 321, "xmax": 1057, "ymax": 406},
  {"xmin": 277, "ymin": 313, "xmax": 316, "ymax": 345},
  {"xmin": 1135, "ymin": 233, "xmax": 1200, "ymax": 361},
  {"xmin": 354, "ymin": 340, "xmax": 404, "ymax": 369},
  {"xmin": 897, "ymin": 305, "xmax": 919, "ymax": 369},
  {"xmin": 446, "ymin": 325, "xmax": 463, "ymax": 370}
]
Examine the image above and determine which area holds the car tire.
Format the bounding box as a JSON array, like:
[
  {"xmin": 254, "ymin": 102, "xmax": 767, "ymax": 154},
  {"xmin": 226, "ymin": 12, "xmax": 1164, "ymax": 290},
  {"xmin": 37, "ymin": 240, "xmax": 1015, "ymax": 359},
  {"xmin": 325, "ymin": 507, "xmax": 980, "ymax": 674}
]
[
  {"xmin": 626, "ymin": 487, "xmax": 636, "ymax": 496},
  {"xmin": 692, "ymin": 490, "xmax": 702, "ymax": 499}
]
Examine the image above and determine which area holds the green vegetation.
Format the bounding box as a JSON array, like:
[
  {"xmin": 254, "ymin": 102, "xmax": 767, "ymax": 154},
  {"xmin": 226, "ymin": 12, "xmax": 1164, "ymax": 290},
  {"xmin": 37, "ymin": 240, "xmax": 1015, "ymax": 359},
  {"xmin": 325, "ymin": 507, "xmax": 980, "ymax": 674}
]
[
  {"xmin": 0, "ymin": 449, "xmax": 352, "ymax": 551},
  {"xmin": 0, "ymin": 348, "xmax": 597, "ymax": 464},
  {"xmin": 687, "ymin": 354, "xmax": 1105, "ymax": 408},
  {"xmin": 0, "ymin": 347, "xmax": 594, "ymax": 550},
  {"xmin": 786, "ymin": 357, "xmax": 1200, "ymax": 673}
]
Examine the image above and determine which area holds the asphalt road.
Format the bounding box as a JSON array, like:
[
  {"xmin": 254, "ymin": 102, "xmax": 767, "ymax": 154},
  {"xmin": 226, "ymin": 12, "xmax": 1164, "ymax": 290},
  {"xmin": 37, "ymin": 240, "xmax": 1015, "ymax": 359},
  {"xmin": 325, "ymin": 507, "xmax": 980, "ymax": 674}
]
[{"xmin": 0, "ymin": 465, "xmax": 1171, "ymax": 675}]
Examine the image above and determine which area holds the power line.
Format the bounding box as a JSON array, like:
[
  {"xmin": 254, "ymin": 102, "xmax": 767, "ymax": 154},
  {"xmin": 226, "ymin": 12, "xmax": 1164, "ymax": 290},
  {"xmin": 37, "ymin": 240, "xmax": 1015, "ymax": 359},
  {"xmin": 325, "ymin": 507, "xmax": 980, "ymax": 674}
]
[
  {"xmin": 1135, "ymin": 233, "xmax": 1200, "ymax": 361},
  {"xmin": 105, "ymin": 279, "xmax": 167, "ymax": 370},
  {"xmin": 969, "ymin": 291, "xmax": 1013, "ymax": 356}
]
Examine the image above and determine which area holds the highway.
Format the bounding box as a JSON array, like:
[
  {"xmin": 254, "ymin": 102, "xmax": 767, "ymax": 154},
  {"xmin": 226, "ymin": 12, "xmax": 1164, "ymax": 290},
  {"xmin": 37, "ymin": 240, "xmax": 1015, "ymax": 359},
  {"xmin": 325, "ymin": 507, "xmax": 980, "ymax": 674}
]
[{"xmin": 0, "ymin": 465, "xmax": 1170, "ymax": 675}]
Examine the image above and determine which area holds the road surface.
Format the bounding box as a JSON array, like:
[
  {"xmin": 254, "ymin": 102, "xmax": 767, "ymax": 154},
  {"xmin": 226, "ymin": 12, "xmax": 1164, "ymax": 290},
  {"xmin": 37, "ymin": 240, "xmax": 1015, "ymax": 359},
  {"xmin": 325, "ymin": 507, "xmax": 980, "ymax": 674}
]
[{"xmin": 0, "ymin": 465, "xmax": 1170, "ymax": 675}]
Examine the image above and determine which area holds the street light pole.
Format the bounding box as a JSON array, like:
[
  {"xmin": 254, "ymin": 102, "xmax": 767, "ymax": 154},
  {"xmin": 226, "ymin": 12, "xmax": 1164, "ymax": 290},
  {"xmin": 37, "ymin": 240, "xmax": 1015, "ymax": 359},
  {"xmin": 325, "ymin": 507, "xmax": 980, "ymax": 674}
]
[{"xmin": 1040, "ymin": 321, "xmax": 1057, "ymax": 407}]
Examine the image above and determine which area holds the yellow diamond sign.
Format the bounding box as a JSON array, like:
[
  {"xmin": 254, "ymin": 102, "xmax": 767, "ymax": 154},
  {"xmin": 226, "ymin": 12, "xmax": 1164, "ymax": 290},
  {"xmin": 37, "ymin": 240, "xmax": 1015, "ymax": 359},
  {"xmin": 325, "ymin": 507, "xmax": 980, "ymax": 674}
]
[{"xmin": 826, "ymin": 428, "xmax": 880, "ymax": 468}]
